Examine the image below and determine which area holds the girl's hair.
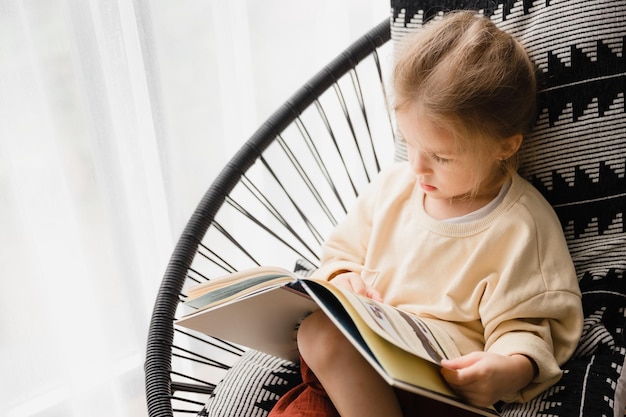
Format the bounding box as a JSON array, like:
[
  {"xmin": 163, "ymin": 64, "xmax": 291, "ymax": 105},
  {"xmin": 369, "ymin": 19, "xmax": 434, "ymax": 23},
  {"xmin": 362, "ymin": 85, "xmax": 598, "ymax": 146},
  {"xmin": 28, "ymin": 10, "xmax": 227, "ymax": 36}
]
[{"xmin": 392, "ymin": 11, "xmax": 537, "ymax": 177}]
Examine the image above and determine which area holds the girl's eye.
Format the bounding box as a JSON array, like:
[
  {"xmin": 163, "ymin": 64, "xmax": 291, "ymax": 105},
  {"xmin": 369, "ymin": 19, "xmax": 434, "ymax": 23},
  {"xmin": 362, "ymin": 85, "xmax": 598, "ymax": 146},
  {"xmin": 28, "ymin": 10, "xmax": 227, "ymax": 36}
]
[{"xmin": 431, "ymin": 154, "xmax": 451, "ymax": 164}]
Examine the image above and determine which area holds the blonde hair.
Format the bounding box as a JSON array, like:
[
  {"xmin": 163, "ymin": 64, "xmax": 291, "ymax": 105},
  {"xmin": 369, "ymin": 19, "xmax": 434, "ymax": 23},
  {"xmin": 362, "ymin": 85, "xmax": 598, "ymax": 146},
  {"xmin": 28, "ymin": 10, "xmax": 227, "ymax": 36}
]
[{"xmin": 393, "ymin": 11, "xmax": 537, "ymax": 178}]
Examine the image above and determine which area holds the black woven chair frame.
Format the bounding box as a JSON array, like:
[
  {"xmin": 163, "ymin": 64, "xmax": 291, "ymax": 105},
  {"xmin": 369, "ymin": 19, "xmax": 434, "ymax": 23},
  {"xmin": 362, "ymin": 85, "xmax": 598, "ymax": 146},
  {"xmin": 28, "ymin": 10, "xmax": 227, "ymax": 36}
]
[{"xmin": 145, "ymin": 19, "xmax": 394, "ymax": 417}]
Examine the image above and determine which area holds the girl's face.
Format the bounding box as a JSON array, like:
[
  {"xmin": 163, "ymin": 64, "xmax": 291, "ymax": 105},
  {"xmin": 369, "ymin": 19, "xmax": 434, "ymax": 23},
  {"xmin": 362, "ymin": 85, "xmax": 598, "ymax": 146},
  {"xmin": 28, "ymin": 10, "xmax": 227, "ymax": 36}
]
[{"xmin": 396, "ymin": 108, "xmax": 508, "ymax": 217}]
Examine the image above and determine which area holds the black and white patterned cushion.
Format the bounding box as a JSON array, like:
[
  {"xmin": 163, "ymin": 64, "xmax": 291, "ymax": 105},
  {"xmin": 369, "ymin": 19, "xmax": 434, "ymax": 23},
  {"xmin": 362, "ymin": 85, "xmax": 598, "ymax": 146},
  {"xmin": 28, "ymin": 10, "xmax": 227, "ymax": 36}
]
[
  {"xmin": 391, "ymin": 1, "xmax": 626, "ymax": 416},
  {"xmin": 197, "ymin": 349, "xmax": 301, "ymax": 417}
]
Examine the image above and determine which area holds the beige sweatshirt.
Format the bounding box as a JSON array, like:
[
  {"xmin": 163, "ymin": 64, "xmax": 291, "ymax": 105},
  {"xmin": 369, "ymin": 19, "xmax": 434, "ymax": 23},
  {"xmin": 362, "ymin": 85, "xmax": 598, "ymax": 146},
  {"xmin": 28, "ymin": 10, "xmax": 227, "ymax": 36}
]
[{"xmin": 313, "ymin": 162, "xmax": 583, "ymax": 403}]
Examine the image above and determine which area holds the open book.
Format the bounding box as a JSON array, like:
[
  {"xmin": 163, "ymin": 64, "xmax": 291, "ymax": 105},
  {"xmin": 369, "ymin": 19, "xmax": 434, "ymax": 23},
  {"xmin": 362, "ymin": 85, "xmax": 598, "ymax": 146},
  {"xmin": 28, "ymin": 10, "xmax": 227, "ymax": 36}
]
[{"xmin": 176, "ymin": 266, "xmax": 499, "ymax": 416}]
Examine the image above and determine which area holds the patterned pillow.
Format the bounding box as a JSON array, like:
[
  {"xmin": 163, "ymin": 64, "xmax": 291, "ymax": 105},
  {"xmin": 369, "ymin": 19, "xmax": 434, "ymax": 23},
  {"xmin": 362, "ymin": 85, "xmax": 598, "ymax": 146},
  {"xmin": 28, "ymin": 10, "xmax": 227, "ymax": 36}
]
[
  {"xmin": 197, "ymin": 349, "xmax": 301, "ymax": 417},
  {"xmin": 390, "ymin": 1, "xmax": 626, "ymax": 416}
]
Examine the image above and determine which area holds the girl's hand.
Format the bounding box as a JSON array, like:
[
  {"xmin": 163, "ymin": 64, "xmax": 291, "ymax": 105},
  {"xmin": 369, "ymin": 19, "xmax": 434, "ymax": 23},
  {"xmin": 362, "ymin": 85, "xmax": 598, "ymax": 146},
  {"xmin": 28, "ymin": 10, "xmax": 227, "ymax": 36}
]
[
  {"xmin": 330, "ymin": 271, "xmax": 384, "ymax": 302},
  {"xmin": 440, "ymin": 352, "xmax": 536, "ymax": 407}
]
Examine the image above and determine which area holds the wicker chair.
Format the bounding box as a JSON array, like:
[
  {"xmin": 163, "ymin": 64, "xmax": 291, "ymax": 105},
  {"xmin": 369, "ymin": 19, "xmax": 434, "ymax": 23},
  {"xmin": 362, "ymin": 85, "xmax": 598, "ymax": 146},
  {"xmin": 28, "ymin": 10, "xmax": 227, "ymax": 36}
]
[
  {"xmin": 145, "ymin": 3, "xmax": 626, "ymax": 415},
  {"xmin": 144, "ymin": 19, "xmax": 394, "ymax": 417}
]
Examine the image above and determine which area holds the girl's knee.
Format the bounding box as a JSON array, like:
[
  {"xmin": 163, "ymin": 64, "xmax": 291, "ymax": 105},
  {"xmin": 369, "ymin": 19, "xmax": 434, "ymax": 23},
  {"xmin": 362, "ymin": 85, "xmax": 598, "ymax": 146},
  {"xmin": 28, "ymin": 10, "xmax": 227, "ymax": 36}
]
[{"xmin": 297, "ymin": 310, "xmax": 346, "ymax": 366}]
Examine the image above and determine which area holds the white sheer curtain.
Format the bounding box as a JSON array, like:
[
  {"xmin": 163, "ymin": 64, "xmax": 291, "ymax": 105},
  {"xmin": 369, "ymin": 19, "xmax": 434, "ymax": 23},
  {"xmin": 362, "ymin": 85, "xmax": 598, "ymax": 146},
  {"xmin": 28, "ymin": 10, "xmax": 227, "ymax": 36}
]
[{"xmin": 0, "ymin": 1, "xmax": 388, "ymax": 416}]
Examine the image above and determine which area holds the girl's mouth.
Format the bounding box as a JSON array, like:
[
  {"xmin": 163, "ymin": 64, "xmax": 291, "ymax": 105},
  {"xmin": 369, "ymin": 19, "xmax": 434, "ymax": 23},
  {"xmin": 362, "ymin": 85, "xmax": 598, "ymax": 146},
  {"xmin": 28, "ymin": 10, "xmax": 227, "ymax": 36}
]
[{"xmin": 420, "ymin": 183, "xmax": 437, "ymax": 192}]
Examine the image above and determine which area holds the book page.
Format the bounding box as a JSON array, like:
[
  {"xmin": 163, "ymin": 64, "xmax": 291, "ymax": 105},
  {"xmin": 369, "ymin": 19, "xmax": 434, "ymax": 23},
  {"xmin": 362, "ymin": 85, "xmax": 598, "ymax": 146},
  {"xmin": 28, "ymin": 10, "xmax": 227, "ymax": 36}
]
[
  {"xmin": 183, "ymin": 266, "xmax": 299, "ymax": 310},
  {"xmin": 184, "ymin": 266, "xmax": 298, "ymax": 299},
  {"xmin": 339, "ymin": 289, "xmax": 461, "ymax": 362},
  {"xmin": 302, "ymin": 280, "xmax": 460, "ymax": 364}
]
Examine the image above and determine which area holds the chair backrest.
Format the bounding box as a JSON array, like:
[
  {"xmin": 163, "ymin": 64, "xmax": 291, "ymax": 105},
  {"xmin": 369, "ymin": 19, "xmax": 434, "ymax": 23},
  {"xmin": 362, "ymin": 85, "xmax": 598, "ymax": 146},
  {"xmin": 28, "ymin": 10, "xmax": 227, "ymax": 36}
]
[
  {"xmin": 390, "ymin": 1, "xmax": 626, "ymax": 416},
  {"xmin": 145, "ymin": 20, "xmax": 394, "ymax": 417}
]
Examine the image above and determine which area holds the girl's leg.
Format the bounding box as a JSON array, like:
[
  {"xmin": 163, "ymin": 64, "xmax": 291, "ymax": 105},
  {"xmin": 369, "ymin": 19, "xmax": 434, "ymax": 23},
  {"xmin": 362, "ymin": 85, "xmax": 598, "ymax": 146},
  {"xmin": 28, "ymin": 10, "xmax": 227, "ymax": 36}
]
[{"xmin": 297, "ymin": 310, "xmax": 404, "ymax": 417}]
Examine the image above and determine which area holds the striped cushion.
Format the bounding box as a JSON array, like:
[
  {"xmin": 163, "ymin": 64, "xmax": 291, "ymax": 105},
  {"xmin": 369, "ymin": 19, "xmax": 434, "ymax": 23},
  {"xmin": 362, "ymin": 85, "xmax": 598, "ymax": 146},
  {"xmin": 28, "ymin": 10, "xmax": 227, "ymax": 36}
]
[{"xmin": 197, "ymin": 350, "xmax": 300, "ymax": 417}]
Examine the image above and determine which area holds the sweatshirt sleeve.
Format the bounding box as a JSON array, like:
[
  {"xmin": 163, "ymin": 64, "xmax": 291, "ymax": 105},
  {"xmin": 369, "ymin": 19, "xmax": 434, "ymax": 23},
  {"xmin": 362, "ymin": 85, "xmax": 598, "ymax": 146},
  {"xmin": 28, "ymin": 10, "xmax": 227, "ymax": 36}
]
[
  {"xmin": 479, "ymin": 191, "xmax": 583, "ymax": 402},
  {"xmin": 485, "ymin": 296, "xmax": 582, "ymax": 402},
  {"xmin": 312, "ymin": 163, "xmax": 403, "ymax": 281},
  {"xmin": 312, "ymin": 175, "xmax": 378, "ymax": 281}
]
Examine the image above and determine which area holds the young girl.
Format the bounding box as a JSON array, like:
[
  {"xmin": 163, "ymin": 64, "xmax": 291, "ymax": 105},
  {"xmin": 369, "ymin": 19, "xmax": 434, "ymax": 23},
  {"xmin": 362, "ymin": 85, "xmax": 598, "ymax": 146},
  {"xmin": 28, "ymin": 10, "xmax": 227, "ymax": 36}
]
[{"xmin": 269, "ymin": 11, "xmax": 583, "ymax": 417}]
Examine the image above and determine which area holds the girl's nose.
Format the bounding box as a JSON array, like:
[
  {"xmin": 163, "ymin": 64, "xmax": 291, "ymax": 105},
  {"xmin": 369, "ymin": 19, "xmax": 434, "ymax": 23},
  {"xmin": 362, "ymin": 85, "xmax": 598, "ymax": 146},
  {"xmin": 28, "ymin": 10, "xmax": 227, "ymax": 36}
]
[{"xmin": 409, "ymin": 151, "xmax": 431, "ymax": 175}]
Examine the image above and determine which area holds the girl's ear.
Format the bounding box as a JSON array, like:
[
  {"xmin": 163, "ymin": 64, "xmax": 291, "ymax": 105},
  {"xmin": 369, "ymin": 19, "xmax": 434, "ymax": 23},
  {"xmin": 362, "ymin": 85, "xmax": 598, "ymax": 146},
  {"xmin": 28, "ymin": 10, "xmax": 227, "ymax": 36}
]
[{"xmin": 499, "ymin": 133, "xmax": 523, "ymax": 160}]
